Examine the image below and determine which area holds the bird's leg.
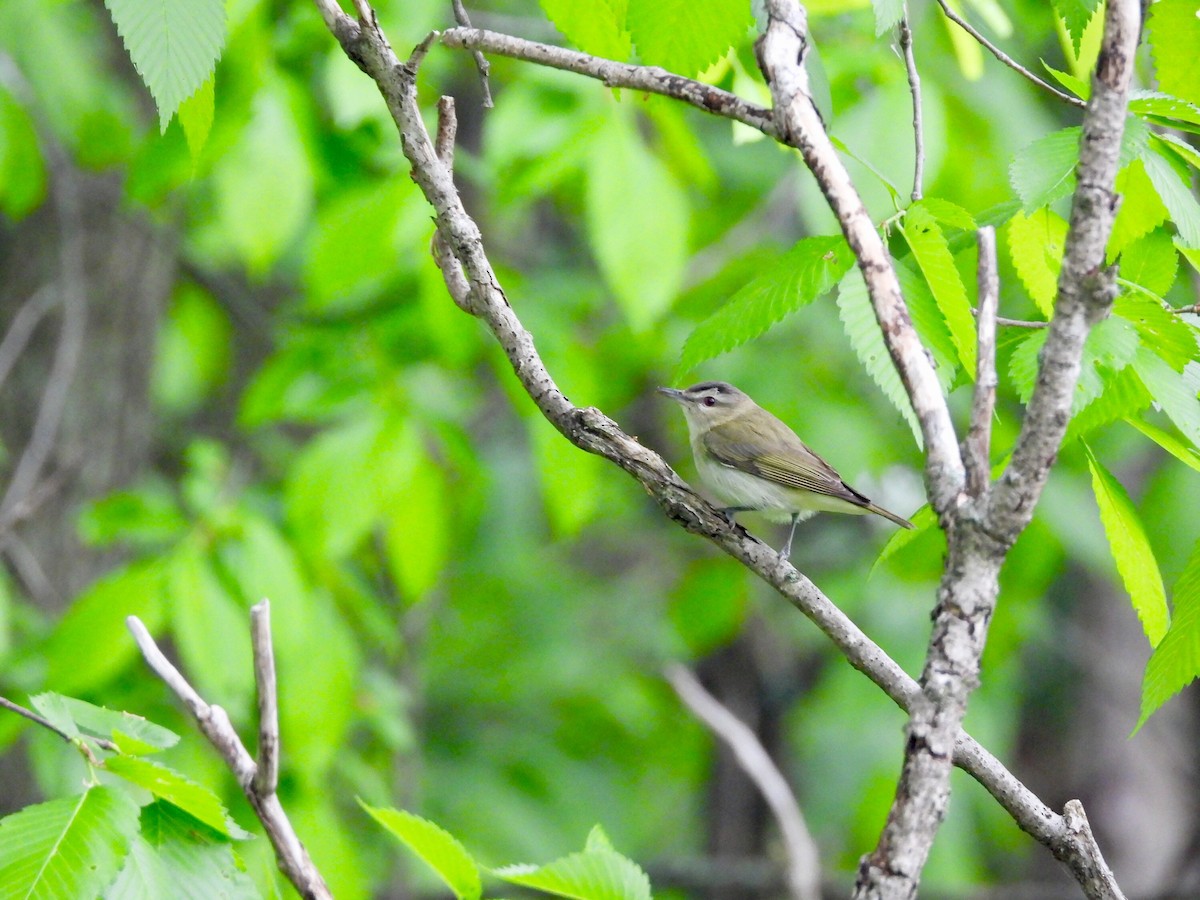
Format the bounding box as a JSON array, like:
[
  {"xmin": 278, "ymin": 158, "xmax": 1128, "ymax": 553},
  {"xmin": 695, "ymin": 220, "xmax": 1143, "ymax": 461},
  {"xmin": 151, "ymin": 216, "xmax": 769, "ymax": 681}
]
[
  {"xmin": 779, "ymin": 513, "xmax": 799, "ymax": 559},
  {"xmin": 717, "ymin": 506, "xmax": 753, "ymax": 527}
]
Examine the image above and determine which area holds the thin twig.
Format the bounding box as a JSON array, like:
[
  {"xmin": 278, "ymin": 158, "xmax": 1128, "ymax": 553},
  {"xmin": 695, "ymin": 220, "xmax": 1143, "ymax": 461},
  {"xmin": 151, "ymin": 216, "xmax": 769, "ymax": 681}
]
[
  {"xmin": 440, "ymin": 27, "xmax": 779, "ymax": 138},
  {"xmin": 898, "ymin": 9, "xmax": 924, "ymax": 202},
  {"xmin": 251, "ymin": 601, "xmax": 279, "ymax": 796},
  {"xmin": 0, "ymin": 286, "xmax": 57, "ymax": 394},
  {"xmin": 934, "ymin": 0, "xmax": 1087, "ymax": 109},
  {"xmin": 450, "ymin": 0, "xmax": 493, "ymax": 107},
  {"xmin": 996, "ymin": 314, "xmax": 1048, "ymax": 328},
  {"xmin": 431, "ymin": 96, "xmax": 474, "ymax": 312},
  {"xmin": 665, "ymin": 665, "xmax": 820, "ymax": 900},
  {"xmin": 0, "ymin": 695, "xmax": 118, "ymax": 754},
  {"xmin": 965, "ymin": 227, "xmax": 998, "ymax": 498},
  {"xmin": 128, "ymin": 615, "xmax": 332, "ymax": 900}
]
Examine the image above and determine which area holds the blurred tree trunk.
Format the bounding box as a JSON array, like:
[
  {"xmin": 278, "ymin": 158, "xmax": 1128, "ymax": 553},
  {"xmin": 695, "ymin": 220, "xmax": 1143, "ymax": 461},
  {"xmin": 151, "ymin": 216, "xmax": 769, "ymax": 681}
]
[{"xmin": 0, "ymin": 165, "xmax": 172, "ymax": 807}]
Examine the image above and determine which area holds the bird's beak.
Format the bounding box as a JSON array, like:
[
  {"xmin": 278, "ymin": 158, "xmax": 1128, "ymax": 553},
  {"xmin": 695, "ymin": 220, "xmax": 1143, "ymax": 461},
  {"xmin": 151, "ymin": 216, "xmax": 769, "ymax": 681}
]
[{"xmin": 656, "ymin": 387, "xmax": 685, "ymax": 403}]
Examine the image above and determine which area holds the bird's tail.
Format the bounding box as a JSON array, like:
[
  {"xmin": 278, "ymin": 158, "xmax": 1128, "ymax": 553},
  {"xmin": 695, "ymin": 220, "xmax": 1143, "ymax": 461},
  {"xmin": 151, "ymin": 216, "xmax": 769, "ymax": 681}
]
[{"xmin": 866, "ymin": 502, "xmax": 915, "ymax": 529}]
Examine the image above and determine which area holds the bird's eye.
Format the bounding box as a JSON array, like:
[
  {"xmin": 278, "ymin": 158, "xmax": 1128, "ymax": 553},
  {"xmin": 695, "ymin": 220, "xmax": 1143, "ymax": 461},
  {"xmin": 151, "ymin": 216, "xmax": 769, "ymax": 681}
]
[{"xmin": 702, "ymin": 396, "xmax": 717, "ymax": 407}]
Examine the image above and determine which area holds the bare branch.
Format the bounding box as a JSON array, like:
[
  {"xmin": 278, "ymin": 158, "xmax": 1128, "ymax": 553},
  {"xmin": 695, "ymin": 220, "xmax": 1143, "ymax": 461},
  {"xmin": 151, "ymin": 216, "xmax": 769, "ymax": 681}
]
[
  {"xmin": 756, "ymin": 0, "xmax": 964, "ymax": 517},
  {"xmin": 0, "ymin": 694, "xmax": 117, "ymax": 756},
  {"xmin": 934, "ymin": 0, "xmax": 1087, "ymax": 109},
  {"xmin": 251, "ymin": 600, "xmax": 280, "ymax": 796},
  {"xmin": 0, "ymin": 286, "xmax": 56, "ymax": 393},
  {"xmin": 965, "ymin": 227, "xmax": 998, "ymax": 498},
  {"xmin": 665, "ymin": 664, "xmax": 820, "ymax": 900},
  {"xmin": 441, "ymin": 27, "xmax": 779, "ymax": 138},
  {"xmin": 128, "ymin": 615, "xmax": 332, "ymax": 900},
  {"xmin": 450, "ymin": 0, "xmax": 493, "ymax": 107},
  {"xmin": 898, "ymin": 10, "xmax": 923, "ymax": 202},
  {"xmin": 315, "ymin": 3, "xmax": 1125, "ymax": 893}
]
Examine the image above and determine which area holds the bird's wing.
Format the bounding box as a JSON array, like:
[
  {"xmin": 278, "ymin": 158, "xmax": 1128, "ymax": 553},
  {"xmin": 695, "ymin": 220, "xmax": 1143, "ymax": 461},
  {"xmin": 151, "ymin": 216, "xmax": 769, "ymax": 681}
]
[{"xmin": 702, "ymin": 417, "xmax": 871, "ymax": 505}]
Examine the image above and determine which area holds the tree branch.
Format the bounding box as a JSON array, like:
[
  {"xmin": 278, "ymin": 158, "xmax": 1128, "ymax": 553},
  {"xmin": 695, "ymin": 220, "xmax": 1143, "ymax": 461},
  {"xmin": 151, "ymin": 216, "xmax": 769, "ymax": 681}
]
[
  {"xmin": 665, "ymin": 664, "xmax": 820, "ymax": 900},
  {"xmin": 934, "ymin": 0, "xmax": 1088, "ymax": 109},
  {"xmin": 128, "ymin": 610, "xmax": 332, "ymax": 900},
  {"xmin": 898, "ymin": 9, "xmax": 924, "ymax": 203},
  {"xmin": 965, "ymin": 227, "xmax": 999, "ymax": 499},
  {"xmin": 756, "ymin": 0, "xmax": 964, "ymax": 518}
]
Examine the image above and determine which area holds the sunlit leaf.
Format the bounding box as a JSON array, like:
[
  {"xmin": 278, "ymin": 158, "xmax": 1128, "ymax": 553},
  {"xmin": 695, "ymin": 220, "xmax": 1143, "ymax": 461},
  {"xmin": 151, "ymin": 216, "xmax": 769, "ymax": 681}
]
[
  {"xmin": 1116, "ymin": 291, "xmax": 1200, "ymax": 373},
  {"xmin": 1141, "ymin": 143, "xmax": 1200, "ymax": 249},
  {"xmin": 540, "ymin": 0, "xmax": 630, "ymax": 60},
  {"xmin": 1139, "ymin": 536, "xmax": 1200, "ymax": 728},
  {"xmin": 493, "ymin": 844, "xmax": 652, "ymax": 900},
  {"xmin": 626, "ymin": 0, "xmax": 752, "ymax": 76},
  {"xmin": 1148, "ymin": 0, "xmax": 1200, "ymax": 107},
  {"xmin": 1132, "ymin": 349, "xmax": 1200, "ymax": 447},
  {"xmin": 29, "ymin": 694, "xmax": 178, "ymax": 754},
  {"xmin": 105, "ymin": 757, "xmax": 249, "ymax": 840},
  {"xmin": 901, "ymin": 204, "xmax": 976, "ymax": 372},
  {"xmin": 0, "ymin": 87, "xmax": 47, "ymax": 219},
  {"xmin": 361, "ymin": 802, "xmax": 482, "ymax": 900},
  {"xmin": 677, "ymin": 236, "xmax": 853, "ymax": 376},
  {"xmin": 1125, "ymin": 416, "xmax": 1200, "ymax": 472},
  {"xmin": 1118, "ymin": 229, "xmax": 1179, "ymax": 298},
  {"xmin": 1109, "ymin": 160, "xmax": 1170, "ymax": 261},
  {"xmin": 1052, "ymin": 0, "xmax": 1100, "ymax": 56},
  {"xmin": 1006, "ymin": 207, "xmax": 1066, "ymax": 317},
  {"xmin": 177, "ymin": 76, "xmax": 214, "ymax": 162}
]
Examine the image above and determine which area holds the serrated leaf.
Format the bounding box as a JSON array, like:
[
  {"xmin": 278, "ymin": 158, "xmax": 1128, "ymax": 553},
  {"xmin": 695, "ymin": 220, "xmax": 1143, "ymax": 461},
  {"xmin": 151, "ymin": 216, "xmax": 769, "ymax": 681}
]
[
  {"xmin": 677, "ymin": 236, "xmax": 853, "ymax": 376},
  {"xmin": 1083, "ymin": 442, "xmax": 1169, "ymax": 646},
  {"xmin": 102, "ymin": 0, "xmax": 225, "ymax": 131},
  {"xmin": 1148, "ymin": 0, "xmax": 1200, "ymax": 107},
  {"xmin": 1125, "ymin": 416, "xmax": 1200, "ymax": 472},
  {"xmin": 901, "ymin": 205, "xmax": 976, "ymax": 372},
  {"xmin": 871, "ymin": 502, "xmax": 936, "ymax": 578},
  {"xmin": 1130, "ymin": 91, "xmax": 1200, "ymax": 127},
  {"xmin": 1041, "ymin": 60, "xmax": 1090, "ymax": 100},
  {"xmin": 914, "ymin": 197, "xmax": 976, "ymax": 231},
  {"xmin": 1066, "ymin": 365, "xmax": 1153, "ymax": 440},
  {"xmin": 1132, "ymin": 348, "xmax": 1200, "ymax": 447},
  {"xmin": 0, "ymin": 786, "xmax": 140, "ymax": 900},
  {"xmin": 1010, "ymin": 127, "xmax": 1081, "ymax": 212},
  {"xmin": 1006, "ymin": 207, "xmax": 1067, "ymax": 317},
  {"xmin": 896, "ymin": 259, "xmax": 961, "ymax": 390},
  {"xmin": 1139, "ymin": 536, "xmax": 1200, "ymax": 728},
  {"xmin": 626, "ymin": 0, "xmax": 753, "ymax": 77},
  {"xmin": 872, "ymin": 0, "xmax": 904, "ymax": 35},
  {"xmin": 836, "ymin": 269, "xmax": 922, "ymax": 447},
  {"xmin": 541, "ymin": 0, "xmax": 630, "ymax": 59},
  {"xmin": 586, "ymin": 105, "xmax": 688, "ymax": 332},
  {"xmin": 1119, "ymin": 229, "xmax": 1179, "ymax": 297},
  {"xmin": 1141, "ymin": 143, "xmax": 1200, "ymax": 249},
  {"xmin": 360, "ymin": 802, "xmax": 481, "ymax": 900},
  {"xmin": 1053, "ymin": 0, "xmax": 1100, "ymax": 56},
  {"xmin": 1010, "ymin": 317, "xmax": 1137, "ymax": 413},
  {"xmin": 493, "ymin": 848, "xmax": 652, "ymax": 900},
  {"xmin": 1008, "ymin": 328, "xmax": 1048, "ymax": 404},
  {"xmin": 1109, "ymin": 160, "xmax": 1170, "ymax": 261},
  {"xmin": 1115, "ymin": 289, "xmax": 1199, "ymax": 372},
  {"xmin": 584, "ymin": 826, "xmax": 615, "ymax": 854},
  {"xmin": 105, "ymin": 801, "xmax": 258, "ymax": 900},
  {"xmin": 105, "ymin": 757, "xmax": 249, "ymax": 840},
  {"xmin": 1155, "ymin": 132, "xmax": 1200, "ymax": 171},
  {"xmin": 29, "ymin": 694, "xmax": 178, "ymax": 754}
]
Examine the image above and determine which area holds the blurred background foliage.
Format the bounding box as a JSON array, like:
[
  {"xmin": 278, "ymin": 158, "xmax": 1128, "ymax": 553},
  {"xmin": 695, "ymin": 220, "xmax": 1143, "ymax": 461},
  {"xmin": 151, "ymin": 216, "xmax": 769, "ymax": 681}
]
[{"xmin": 0, "ymin": 0, "xmax": 1198, "ymax": 896}]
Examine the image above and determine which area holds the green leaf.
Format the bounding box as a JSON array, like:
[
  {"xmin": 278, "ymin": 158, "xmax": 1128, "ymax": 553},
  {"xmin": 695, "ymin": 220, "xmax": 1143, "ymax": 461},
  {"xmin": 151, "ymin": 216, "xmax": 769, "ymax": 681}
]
[
  {"xmin": 153, "ymin": 282, "xmax": 233, "ymax": 413},
  {"xmin": 105, "ymin": 757, "xmax": 249, "ymax": 840},
  {"xmin": 1066, "ymin": 365, "xmax": 1152, "ymax": 440},
  {"xmin": 586, "ymin": 104, "xmax": 689, "ymax": 331},
  {"xmin": 493, "ymin": 845, "xmax": 652, "ymax": 900},
  {"xmin": 530, "ymin": 410, "xmax": 604, "ymax": 536},
  {"xmin": 871, "ymin": 503, "xmax": 937, "ymax": 578},
  {"xmin": 1125, "ymin": 416, "xmax": 1200, "ymax": 473},
  {"xmin": 1053, "ymin": 0, "xmax": 1100, "ymax": 56},
  {"xmin": 1041, "ymin": 60, "xmax": 1089, "ymax": 100},
  {"xmin": 0, "ymin": 786, "xmax": 140, "ymax": 900},
  {"xmin": 1109, "ymin": 160, "xmax": 1169, "ymax": 261},
  {"xmin": 29, "ymin": 694, "xmax": 178, "ymax": 754},
  {"xmin": 1010, "ymin": 317, "xmax": 1138, "ymax": 413},
  {"xmin": 914, "ymin": 197, "xmax": 976, "ymax": 231},
  {"xmin": 540, "ymin": 0, "xmax": 630, "ymax": 60},
  {"xmin": 102, "ymin": 0, "xmax": 225, "ymax": 131},
  {"xmin": 669, "ymin": 561, "xmax": 747, "ymax": 655},
  {"xmin": 896, "ymin": 259, "xmax": 961, "ymax": 390},
  {"xmin": 360, "ymin": 802, "xmax": 482, "ymax": 900},
  {"xmin": 39, "ymin": 561, "xmax": 168, "ymax": 695},
  {"xmin": 1007, "ymin": 329, "xmax": 1047, "ymax": 405},
  {"xmin": 1118, "ymin": 228, "xmax": 1179, "ymax": 297},
  {"xmin": 1148, "ymin": 0, "xmax": 1200, "ymax": 106},
  {"xmin": 1083, "ymin": 442, "xmax": 1169, "ymax": 646},
  {"xmin": 1154, "ymin": 132, "xmax": 1200, "ymax": 172},
  {"xmin": 676, "ymin": 236, "xmax": 853, "ymax": 376},
  {"xmin": 1006, "ymin": 207, "xmax": 1067, "ymax": 318},
  {"xmin": 1129, "ymin": 91, "xmax": 1200, "ymax": 127},
  {"xmin": 105, "ymin": 801, "xmax": 259, "ymax": 900},
  {"xmin": 1115, "ymin": 290, "xmax": 1199, "ymax": 372},
  {"xmin": 836, "ymin": 269, "xmax": 921, "ymax": 447},
  {"xmin": 383, "ymin": 446, "xmax": 451, "ymax": 600},
  {"xmin": 167, "ymin": 541, "xmax": 254, "ymax": 710},
  {"xmin": 177, "ymin": 76, "xmax": 214, "ymax": 162},
  {"xmin": 1131, "ymin": 347, "xmax": 1200, "ymax": 447},
  {"xmin": 1139, "ymin": 536, "xmax": 1200, "ymax": 728},
  {"xmin": 1010, "ymin": 127, "xmax": 1080, "ymax": 212},
  {"xmin": 1141, "ymin": 143, "xmax": 1200, "ymax": 249},
  {"xmin": 212, "ymin": 84, "xmax": 314, "ymax": 275},
  {"xmin": 78, "ymin": 485, "xmax": 187, "ymax": 549},
  {"xmin": 0, "ymin": 87, "xmax": 47, "ymax": 219},
  {"xmin": 626, "ymin": 0, "xmax": 753, "ymax": 76},
  {"xmin": 872, "ymin": 0, "xmax": 904, "ymax": 36},
  {"xmin": 901, "ymin": 205, "xmax": 976, "ymax": 372}
]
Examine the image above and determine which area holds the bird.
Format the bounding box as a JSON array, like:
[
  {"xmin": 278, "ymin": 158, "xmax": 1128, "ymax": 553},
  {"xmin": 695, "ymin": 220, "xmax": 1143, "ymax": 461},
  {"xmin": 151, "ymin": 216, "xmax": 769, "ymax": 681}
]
[{"xmin": 658, "ymin": 381, "xmax": 914, "ymax": 558}]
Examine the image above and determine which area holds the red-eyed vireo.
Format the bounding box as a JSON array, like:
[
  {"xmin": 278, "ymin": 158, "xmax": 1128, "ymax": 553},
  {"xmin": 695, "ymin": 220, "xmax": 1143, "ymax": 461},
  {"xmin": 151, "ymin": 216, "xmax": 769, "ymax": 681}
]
[{"xmin": 658, "ymin": 381, "xmax": 914, "ymax": 558}]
